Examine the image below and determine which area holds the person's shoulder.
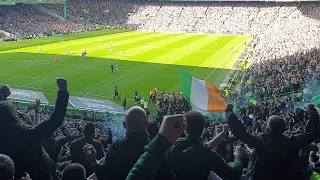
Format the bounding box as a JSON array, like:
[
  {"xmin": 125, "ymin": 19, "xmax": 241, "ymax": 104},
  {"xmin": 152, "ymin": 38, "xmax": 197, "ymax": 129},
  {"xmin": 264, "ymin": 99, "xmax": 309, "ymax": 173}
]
[
  {"xmin": 106, "ymin": 138, "xmax": 125, "ymax": 150},
  {"xmin": 175, "ymin": 137, "xmax": 188, "ymax": 143},
  {"xmin": 70, "ymin": 137, "xmax": 83, "ymax": 146},
  {"xmin": 92, "ymin": 139, "xmax": 104, "ymax": 146},
  {"xmin": 1, "ymin": 123, "xmax": 29, "ymax": 138},
  {"xmin": 11, "ymin": 123, "xmax": 34, "ymax": 133},
  {"xmin": 108, "ymin": 138, "xmax": 122, "ymax": 146}
]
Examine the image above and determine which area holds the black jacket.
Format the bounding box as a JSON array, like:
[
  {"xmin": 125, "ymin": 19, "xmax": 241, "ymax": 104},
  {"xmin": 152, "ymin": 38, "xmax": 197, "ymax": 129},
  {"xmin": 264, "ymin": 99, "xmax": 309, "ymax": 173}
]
[
  {"xmin": 70, "ymin": 137, "xmax": 105, "ymax": 177},
  {"xmin": 167, "ymin": 136, "xmax": 243, "ymax": 180},
  {"xmin": 228, "ymin": 111, "xmax": 320, "ymax": 180},
  {"xmin": 94, "ymin": 131, "xmax": 175, "ymax": 180},
  {"xmin": 0, "ymin": 90, "xmax": 69, "ymax": 180},
  {"xmin": 42, "ymin": 136, "xmax": 72, "ymax": 166}
]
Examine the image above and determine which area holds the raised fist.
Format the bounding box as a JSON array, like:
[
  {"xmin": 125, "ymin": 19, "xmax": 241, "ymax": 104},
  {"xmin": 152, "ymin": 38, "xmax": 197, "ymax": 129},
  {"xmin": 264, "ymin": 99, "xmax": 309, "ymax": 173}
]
[
  {"xmin": 223, "ymin": 124, "xmax": 229, "ymax": 132},
  {"xmin": 35, "ymin": 99, "xmax": 40, "ymax": 111},
  {"xmin": 83, "ymin": 143, "xmax": 99, "ymax": 167},
  {"xmin": 234, "ymin": 145, "xmax": 245, "ymax": 157},
  {"xmin": 0, "ymin": 85, "xmax": 11, "ymax": 99},
  {"xmin": 159, "ymin": 114, "xmax": 188, "ymax": 144},
  {"xmin": 56, "ymin": 77, "xmax": 67, "ymax": 91},
  {"xmin": 226, "ymin": 104, "xmax": 234, "ymax": 111}
]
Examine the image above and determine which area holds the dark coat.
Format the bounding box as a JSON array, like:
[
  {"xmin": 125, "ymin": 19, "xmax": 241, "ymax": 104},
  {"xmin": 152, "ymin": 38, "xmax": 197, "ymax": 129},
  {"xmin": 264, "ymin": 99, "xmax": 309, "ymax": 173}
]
[
  {"xmin": 94, "ymin": 131, "xmax": 175, "ymax": 180},
  {"xmin": 228, "ymin": 111, "xmax": 320, "ymax": 180},
  {"xmin": 167, "ymin": 136, "xmax": 243, "ymax": 180},
  {"xmin": 0, "ymin": 90, "xmax": 69, "ymax": 180},
  {"xmin": 70, "ymin": 137, "xmax": 105, "ymax": 177}
]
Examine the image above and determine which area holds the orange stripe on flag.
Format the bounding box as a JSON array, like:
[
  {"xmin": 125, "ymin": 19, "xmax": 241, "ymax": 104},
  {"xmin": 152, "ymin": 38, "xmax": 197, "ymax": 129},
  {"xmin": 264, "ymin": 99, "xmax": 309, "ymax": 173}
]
[{"xmin": 205, "ymin": 81, "xmax": 226, "ymax": 112}]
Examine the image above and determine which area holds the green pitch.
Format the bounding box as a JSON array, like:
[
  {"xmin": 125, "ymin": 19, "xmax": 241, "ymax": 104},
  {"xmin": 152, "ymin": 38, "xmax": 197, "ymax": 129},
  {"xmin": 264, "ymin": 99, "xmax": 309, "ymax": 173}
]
[{"xmin": 0, "ymin": 30, "xmax": 251, "ymax": 109}]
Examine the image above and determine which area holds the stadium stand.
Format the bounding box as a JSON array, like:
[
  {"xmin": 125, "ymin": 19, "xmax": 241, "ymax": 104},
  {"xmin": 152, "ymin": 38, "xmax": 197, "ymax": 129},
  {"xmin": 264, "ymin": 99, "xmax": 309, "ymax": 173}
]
[{"xmin": 0, "ymin": 1, "xmax": 320, "ymax": 180}]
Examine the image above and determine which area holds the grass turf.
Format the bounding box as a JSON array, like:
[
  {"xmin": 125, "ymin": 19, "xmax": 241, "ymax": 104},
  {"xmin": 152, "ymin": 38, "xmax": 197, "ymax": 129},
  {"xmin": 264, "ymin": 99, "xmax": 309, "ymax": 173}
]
[{"xmin": 0, "ymin": 30, "xmax": 251, "ymax": 111}]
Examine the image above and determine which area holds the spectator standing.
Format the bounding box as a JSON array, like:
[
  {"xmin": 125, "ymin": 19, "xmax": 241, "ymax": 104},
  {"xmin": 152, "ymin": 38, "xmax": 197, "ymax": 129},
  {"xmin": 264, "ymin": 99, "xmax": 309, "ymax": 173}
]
[
  {"xmin": 0, "ymin": 78, "xmax": 69, "ymax": 180},
  {"xmin": 125, "ymin": 114, "xmax": 187, "ymax": 180},
  {"xmin": 167, "ymin": 111, "xmax": 244, "ymax": 180},
  {"xmin": 123, "ymin": 95, "xmax": 127, "ymax": 110},
  {"xmin": 70, "ymin": 122, "xmax": 105, "ymax": 177},
  {"xmin": 107, "ymin": 129, "xmax": 113, "ymax": 145},
  {"xmin": 84, "ymin": 106, "xmax": 175, "ymax": 180},
  {"xmin": 111, "ymin": 64, "xmax": 114, "ymax": 73},
  {"xmin": 227, "ymin": 104, "xmax": 320, "ymax": 180},
  {"xmin": 114, "ymin": 86, "xmax": 120, "ymax": 99},
  {"xmin": 42, "ymin": 127, "xmax": 72, "ymax": 173}
]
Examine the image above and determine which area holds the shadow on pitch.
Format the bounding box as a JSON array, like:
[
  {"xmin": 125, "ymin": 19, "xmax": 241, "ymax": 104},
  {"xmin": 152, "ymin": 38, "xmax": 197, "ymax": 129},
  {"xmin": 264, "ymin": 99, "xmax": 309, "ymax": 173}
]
[{"xmin": 0, "ymin": 52, "xmax": 234, "ymax": 87}]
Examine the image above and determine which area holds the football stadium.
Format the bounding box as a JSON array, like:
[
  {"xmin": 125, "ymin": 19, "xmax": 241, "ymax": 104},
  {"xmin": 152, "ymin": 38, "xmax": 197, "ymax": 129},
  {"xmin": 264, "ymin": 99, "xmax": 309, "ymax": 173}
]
[
  {"xmin": 0, "ymin": 31, "xmax": 250, "ymax": 107},
  {"xmin": 0, "ymin": 0, "xmax": 320, "ymax": 180}
]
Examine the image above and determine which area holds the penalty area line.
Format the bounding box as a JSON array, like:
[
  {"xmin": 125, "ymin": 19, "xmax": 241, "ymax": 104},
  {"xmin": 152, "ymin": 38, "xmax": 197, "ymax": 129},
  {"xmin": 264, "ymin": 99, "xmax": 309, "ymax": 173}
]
[
  {"xmin": 22, "ymin": 78, "xmax": 47, "ymax": 88},
  {"xmin": 205, "ymin": 37, "xmax": 246, "ymax": 81},
  {"xmin": 0, "ymin": 72, "xmax": 44, "ymax": 79},
  {"xmin": 84, "ymin": 71, "xmax": 135, "ymax": 95}
]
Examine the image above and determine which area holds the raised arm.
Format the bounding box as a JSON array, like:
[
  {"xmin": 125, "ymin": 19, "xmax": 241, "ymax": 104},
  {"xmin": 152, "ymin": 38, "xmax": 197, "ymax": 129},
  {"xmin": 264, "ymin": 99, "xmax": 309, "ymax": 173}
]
[
  {"xmin": 206, "ymin": 125, "xmax": 229, "ymax": 150},
  {"xmin": 126, "ymin": 115, "xmax": 187, "ymax": 180},
  {"xmin": 126, "ymin": 134, "xmax": 172, "ymax": 180},
  {"xmin": 32, "ymin": 99, "xmax": 41, "ymax": 125},
  {"xmin": 0, "ymin": 85, "xmax": 11, "ymax": 101},
  {"xmin": 28, "ymin": 78, "xmax": 69, "ymax": 142},
  {"xmin": 208, "ymin": 145, "xmax": 244, "ymax": 180},
  {"xmin": 289, "ymin": 110, "xmax": 320, "ymax": 149},
  {"xmin": 227, "ymin": 105, "xmax": 263, "ymax": 149},
  {"xmin": 95, "ymin": 142, "xmax": 105, "ymax": 160},
  {"xmin": 54, "ymin": 136, "xmax": 72, "ymax": 150}
]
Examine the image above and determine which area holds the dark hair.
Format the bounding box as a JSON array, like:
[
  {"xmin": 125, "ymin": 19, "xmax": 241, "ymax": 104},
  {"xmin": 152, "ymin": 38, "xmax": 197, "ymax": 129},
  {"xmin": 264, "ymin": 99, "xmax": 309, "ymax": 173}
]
[
  {"xmin": 58, "ymin": 161, "xmax": 72, "ymax": 172},
  {"xmin": 147, "ymin": 121, "xmax": 159, "ymax": 140},
  {"xmin": 185, "ymin": 111, "xmax": 205, "ymax": 138},
  {"xmin": 0, "ymin": 101, "xmax": 22, "ymax": 128},
  {"xmin": 267, "ymin": 115, "xmax": 286, "ymax": 135},
  {"xmin": 0, "ymin": 154, "xmax": 15, "ymax": 180},
  {"xmin": 62, "ymin": 163, "xmax": 86, "ymax": 180},
  {"xmin": 83, "ymin": 122, "xmax": 95, "ymax": 138}
]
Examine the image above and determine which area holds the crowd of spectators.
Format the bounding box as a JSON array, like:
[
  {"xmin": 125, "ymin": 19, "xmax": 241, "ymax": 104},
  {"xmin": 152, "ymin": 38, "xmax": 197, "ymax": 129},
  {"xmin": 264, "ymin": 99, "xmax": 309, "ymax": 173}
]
[
  {"xmin": 1, "ymin": 2, "xmax": 319, "ymax": 94},
  {"xmin": 0, "ymin": 78, "xmax": 319, "ymax": 180},
  {"xmin": 0, "ymin": 2, "xmax": 318, "ymax": 37},
  {"xmin": 1, "ymin": 1, "xmax": 320, "ymax": 180},
  {"xmin": 229, "ymin": 47, "xmax": 320, "ymax": 104},
  {"xmin": 0, "ymin": 5, "xmax": 100, "ymax": 36}
]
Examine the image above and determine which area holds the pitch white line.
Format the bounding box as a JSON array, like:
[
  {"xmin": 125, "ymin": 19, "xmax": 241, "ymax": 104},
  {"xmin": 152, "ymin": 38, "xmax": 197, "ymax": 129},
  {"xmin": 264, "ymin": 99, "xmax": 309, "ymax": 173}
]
[
  {"xmin": 0, "ymin": 59, "xmax": 133, "ymax": 73},
  {"xmin": 0, "ymin": 72, "xmax": 44, "ymax": 79},
  {"xmin": 60, "ymin": 61, "xmax": 77, "ymax": 67},
  {"xmin": 22, "ymin": 78, "xmax": 47, "ymax": 87},
  {"xmin": 8, "ymin": 84, "xmax": 135, "ymax": 100},
  {"xmin": 84, "ymin": 71, "xmax": 134, "ymax": 95},
  {"xmin": 205, "ymin": 38, "xmax": 246, "ymax": 80}
]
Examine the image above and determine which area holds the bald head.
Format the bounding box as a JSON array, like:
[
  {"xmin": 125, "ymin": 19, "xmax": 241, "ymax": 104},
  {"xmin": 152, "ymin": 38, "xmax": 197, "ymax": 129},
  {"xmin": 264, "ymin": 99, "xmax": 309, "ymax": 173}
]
[
  {"xmin": 267, "ymin": 115, "xmax": 286, "ymax": 135},
  {"xmin": 124, "ymin": 106, "xmax": 148, "ymax": 132},
  {"xmin": 62, "ymin": 163, "xmax": 86, "ymax": 180},
  {"xmin": 0, "ymin": 154, "xmax": 15, "ymax": 180}
]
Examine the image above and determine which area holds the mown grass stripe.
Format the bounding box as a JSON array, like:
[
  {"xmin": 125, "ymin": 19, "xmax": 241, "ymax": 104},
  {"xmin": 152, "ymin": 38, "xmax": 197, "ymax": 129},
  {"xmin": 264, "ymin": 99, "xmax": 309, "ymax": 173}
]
[
  {"xmin": 150, "ymin": 35, "xmax": 221, "ymax": 65},
  {"xmin": 94, "ymin": 36, "xmax": 233, "ymax": 95},
  {"xmin": 0, "ymin": 30, "xmax": 129, "ymax": 51}
]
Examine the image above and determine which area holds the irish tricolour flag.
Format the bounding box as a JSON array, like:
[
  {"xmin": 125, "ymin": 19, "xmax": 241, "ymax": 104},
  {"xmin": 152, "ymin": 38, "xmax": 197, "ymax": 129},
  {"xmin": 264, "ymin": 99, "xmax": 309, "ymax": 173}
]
[{"xmin": 178, "ymin": 67, "xmax": 226, "ymax": 112}]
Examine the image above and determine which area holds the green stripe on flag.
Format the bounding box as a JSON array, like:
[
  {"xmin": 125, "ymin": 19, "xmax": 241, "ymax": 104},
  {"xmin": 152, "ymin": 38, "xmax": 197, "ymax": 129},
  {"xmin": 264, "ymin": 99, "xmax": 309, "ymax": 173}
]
[{"xmin": 177, "ymin": 67, "xmax": 192, "ymax": 104}]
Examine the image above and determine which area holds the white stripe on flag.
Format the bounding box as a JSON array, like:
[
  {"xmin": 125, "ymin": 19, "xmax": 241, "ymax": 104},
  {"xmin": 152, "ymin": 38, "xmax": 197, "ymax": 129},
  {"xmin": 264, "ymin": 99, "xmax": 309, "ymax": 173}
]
[{"xmin": 190, "ymin": 77, "xmax": 209, "ymax": 111}]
